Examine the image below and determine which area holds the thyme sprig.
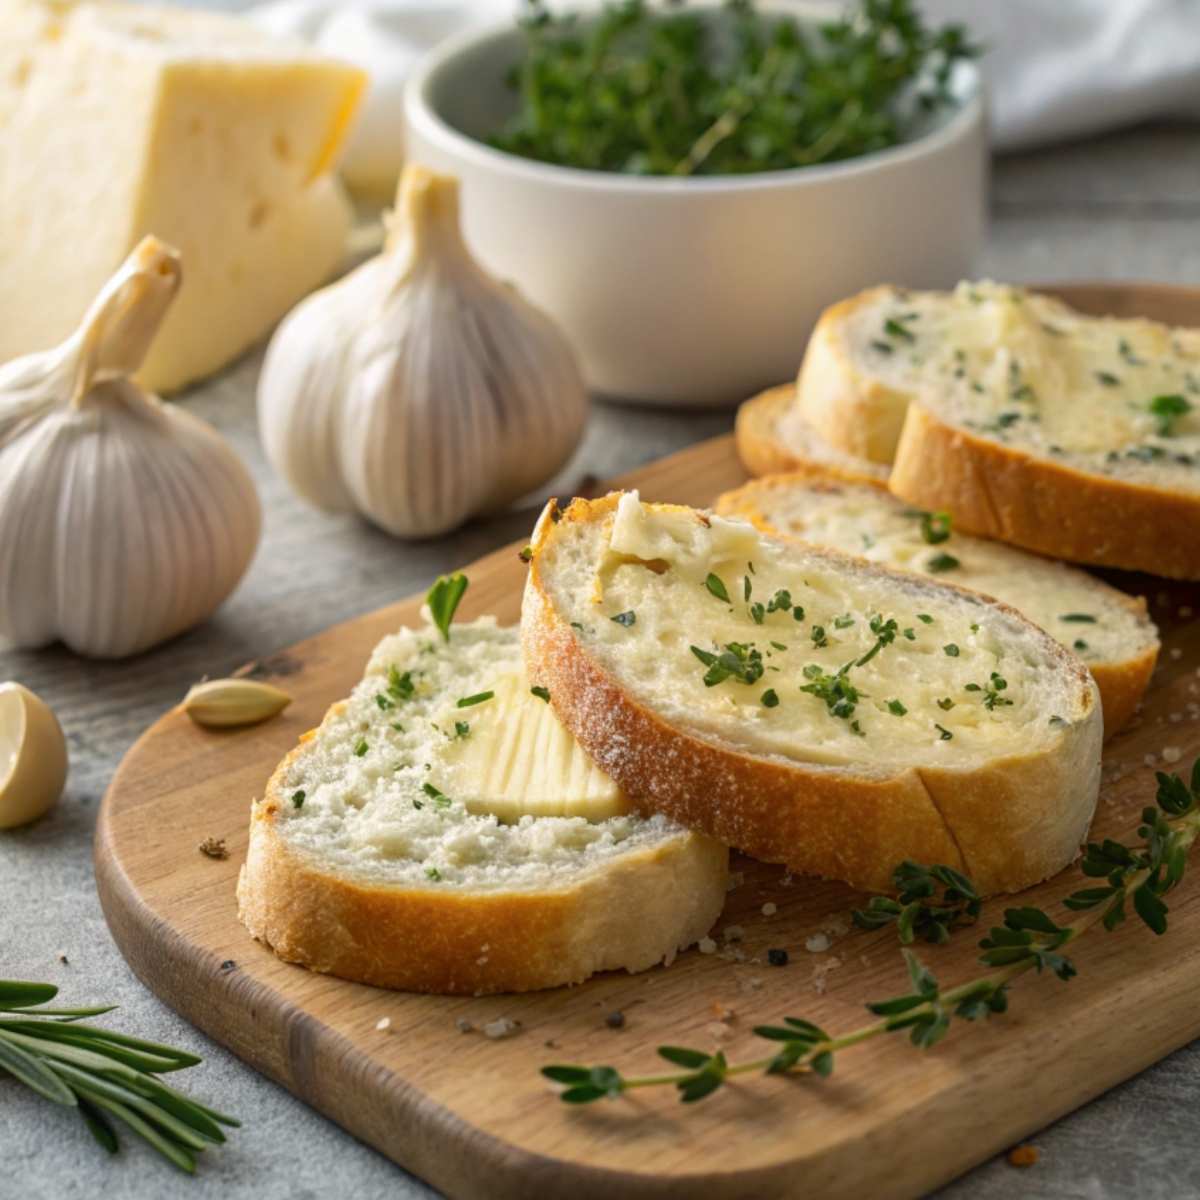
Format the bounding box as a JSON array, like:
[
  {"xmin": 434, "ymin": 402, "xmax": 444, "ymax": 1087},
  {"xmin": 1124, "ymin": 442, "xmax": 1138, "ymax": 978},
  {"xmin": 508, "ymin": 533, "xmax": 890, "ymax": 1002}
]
[
  {"xmin": 0, "ymin": 981, "xmax": 238, "ymax": 1172},
  {"xmin": 542, "ymin": 761, "xmax": 1200, "ymax": 1104}
]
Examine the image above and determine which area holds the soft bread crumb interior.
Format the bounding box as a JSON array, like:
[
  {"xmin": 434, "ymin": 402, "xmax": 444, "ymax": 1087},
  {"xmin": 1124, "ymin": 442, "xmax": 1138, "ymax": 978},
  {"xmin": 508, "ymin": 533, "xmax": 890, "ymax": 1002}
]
[
  {"xmin": 274, "ymin": 618, "xmax": 694, "ymax": 891},
  {"xmin": 540, "ymin": 494, "xmax": 1094, "ymax": 770}
]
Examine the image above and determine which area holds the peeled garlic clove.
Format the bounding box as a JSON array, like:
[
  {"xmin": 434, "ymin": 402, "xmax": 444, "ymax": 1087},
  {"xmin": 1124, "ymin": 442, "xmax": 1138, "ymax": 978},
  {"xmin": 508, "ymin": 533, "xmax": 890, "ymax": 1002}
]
[
  {"xmin": 0, "ymin": 683, "xmax": 68, "ymax": 829},
  {"xmin": 183, "ymin": 679, "xmax": 292, "ymax": 728}
]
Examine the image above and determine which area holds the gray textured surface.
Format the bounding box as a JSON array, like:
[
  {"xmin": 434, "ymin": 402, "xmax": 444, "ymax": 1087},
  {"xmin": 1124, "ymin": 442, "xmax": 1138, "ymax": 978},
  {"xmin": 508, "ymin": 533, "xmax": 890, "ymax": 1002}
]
[{"xmin": 5, "ymin": 125, "xmax": 1200, "ymax": 1200}]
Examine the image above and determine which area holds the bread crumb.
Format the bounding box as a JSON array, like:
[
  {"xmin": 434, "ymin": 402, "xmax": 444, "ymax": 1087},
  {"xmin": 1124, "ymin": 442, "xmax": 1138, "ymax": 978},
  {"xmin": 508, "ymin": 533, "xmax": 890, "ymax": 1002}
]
[
  {"xmin": 705, "ymin": 1021, "xmax": 732, "ymax": 1041},
  {"xmin": 1162, "ymin": 746, "xmax": 1182, "ymax": 764},
  {"xmin": 456, "ymin": 1018, "xmax": 475, "ymax": 1033},
  {"xmin": 482, "ymin": 1018, "xmax": 521, "ymax": 1040},
  {"xmin": 375, "ymin": 1017, "xmax": 392, "ymax": 1032},
  {"xmin": 761, "ymin": 902, "xmax": 778, "ymax": 916},
  {"xmin": 57, "ymin": 953, "xmax": 69, "ymax": 965},
  {"xmin": 697, "ymin": 936, "xmax": 717, "ymax": 955},
  {"xmin": 198, "ymin": 836, "xmax": 228, "ymax": 860},
  {"xmin": 711, "ymin": 1000, "xmax": 735, "ymax": 1021},
  {"xmin": 1007, "ymin": 1145, "xmax": 1039, "ymax": 1168},
  {"xmin": 740, "ymin": 976, "xmax": 764, "ymax": 992},
  {"xmin": 805, "ymin": 933, "xmax": 832, "ymax": 953},
  {"xmin": 723, "ymin": 925, "xmax": 745, "ymax": 943}
]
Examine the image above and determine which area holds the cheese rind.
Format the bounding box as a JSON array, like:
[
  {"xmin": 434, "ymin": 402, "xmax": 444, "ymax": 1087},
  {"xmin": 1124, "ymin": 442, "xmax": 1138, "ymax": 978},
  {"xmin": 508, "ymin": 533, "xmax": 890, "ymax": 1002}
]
[{"xmin": 0, "ymin": 0, "xmax": 365, "ymax": 393}]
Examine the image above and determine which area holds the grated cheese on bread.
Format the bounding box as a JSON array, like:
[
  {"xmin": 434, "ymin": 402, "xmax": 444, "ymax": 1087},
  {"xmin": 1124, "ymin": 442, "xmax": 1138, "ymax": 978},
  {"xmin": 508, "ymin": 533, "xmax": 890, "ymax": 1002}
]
[
  {"xmin": 716, "ymin": 472, "xmax": 1159, "ymax": 736},
  {"xmin": 522, "ymin": 492, "xmax": 1103, "ymax": 896},
  {"xmin": 237, "ymin": 617, "xmax": 728, "ymax": 994}
]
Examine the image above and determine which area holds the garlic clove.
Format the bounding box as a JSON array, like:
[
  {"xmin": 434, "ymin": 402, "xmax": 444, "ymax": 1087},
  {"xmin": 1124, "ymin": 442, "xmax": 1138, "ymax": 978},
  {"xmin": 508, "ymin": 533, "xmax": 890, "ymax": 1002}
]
[
  {"xmin": 0, "ymin": 683, "xmax": 68, "ymax": 829},
  {"xmin": 182, "ymin": 679, "xmax": 293, "ymax": 729}
]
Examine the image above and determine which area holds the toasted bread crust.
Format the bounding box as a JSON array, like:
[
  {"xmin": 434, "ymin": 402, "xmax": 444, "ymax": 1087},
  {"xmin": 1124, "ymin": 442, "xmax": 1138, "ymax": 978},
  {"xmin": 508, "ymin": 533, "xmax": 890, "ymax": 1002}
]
[
  {"xmin": 795, "ymin": 288, "xmax": 912, "ymax": 465},
  {"xmin": 889, "ymin": 403, "xmax": 1200, "ymax": 580},
  {"xmin": 736, "ymin": 384, "xmax": 890, "ymax": 485},
  {"xmin": 523, "ymin": 495, "xmax": 1102, "ymax": 896},
  {"xmin": 715, "ymin": 472, "xmax": 1159, "ymax": 737},
  {"xmin": 238, "ymin": 719, "xmax": 728, "ymax": 995}
]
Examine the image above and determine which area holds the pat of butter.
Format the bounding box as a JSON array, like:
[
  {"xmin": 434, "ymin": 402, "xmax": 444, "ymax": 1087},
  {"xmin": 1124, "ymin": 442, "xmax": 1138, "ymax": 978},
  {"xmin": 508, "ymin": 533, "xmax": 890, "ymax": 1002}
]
[
  {"xmin": 439, "ymin": 667, "xmax": 630, "ymax": 824},
  {"xmin": 609, "ymin": 492, "xmax": 760, "ymax": 578}
]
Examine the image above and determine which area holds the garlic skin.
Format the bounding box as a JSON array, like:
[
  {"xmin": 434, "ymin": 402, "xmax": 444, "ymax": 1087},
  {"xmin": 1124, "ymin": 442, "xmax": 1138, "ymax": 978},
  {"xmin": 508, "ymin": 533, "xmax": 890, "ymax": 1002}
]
[
  {"xmin": 0, "ymin": 238, "xmax": 261, "ymax": 659},
  {"xmin": 0, "ymin": 683, "xmax": 68, "ymax": 829},
  {"xmin": 258, "ymin": 165, "xmax": 588, "ymax": 537}
]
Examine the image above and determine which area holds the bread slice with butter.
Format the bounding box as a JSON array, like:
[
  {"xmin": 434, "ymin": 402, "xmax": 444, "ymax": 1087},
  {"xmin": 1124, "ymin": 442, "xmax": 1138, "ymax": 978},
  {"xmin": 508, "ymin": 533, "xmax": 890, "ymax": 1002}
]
[
  {"xmin": 794, "ymin": 282, "xmax": 1200, "ymax": 577},
  {"xmin": 522, "ymin": 492, "xmax": 1103, "ymax": 896},
  {"xmin": 736, "ymin": 383, "xmax": 890, "ymax": 484},
  {"xmin": 0, "ymin": 0, "xmax": 364, "ymax": 394},
  {"xmin": 238, "ymin": 616, "xmax": 727, "ymax": 994},
  {"xmin": 716, "ymin": 473, "xmax": 1159, "ymax": 736}
]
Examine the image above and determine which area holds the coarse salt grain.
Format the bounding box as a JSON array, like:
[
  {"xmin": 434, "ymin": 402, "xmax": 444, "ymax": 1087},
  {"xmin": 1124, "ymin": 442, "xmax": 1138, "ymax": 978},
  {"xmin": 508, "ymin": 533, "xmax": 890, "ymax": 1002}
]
[
  {"xmin": 698, "ymin": 936, "xmax": 717, "ymax": 955},
  {"xmin": 375, "ymin": 1017, "xmax": 391, "ymax": 1032},
  {"xmin": 1162, "ymin": 746, "xmax": 1182, "ymax": 764},
  {"xmin": 482, "ymin": 1018, "xmax": 521, "ymax": 1040},
  {"xmin": 761, "ymin": 902, "xmax": 778, "ymax": 916},
  {"xmin": 805, "ymin": 933, "xmax": 832, "ymax": 953}
]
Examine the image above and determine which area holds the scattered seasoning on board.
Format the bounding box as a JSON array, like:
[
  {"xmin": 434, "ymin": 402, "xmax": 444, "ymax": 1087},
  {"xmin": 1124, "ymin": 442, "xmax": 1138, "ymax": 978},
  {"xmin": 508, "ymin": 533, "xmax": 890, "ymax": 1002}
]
[
  {"xmin": 198, "ymin": 836, "xmax": 228, "ymax": 860},
  {"xmin": 1007, "ymin": 1145, "xmax": 1039, "ymax": 1168},
  {"xmin": 605, "ymin": 1011, "xmax": 626, "ymax": 1030},
  {"xmin": 767, "ymin": 948, "xmax": 789, "ymax": 967}
]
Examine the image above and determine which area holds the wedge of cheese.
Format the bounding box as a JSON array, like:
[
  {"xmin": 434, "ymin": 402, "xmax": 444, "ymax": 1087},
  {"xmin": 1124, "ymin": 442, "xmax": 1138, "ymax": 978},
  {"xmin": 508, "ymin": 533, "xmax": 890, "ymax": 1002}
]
[{"xmin": 0, "ymin": 0, "xmax": 365, "ymax": 393}]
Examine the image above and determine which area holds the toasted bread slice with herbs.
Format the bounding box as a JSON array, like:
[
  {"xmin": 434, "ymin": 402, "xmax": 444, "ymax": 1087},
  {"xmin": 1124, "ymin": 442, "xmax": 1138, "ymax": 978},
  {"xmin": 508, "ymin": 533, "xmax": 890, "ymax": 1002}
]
[
  {"xmin": 238, "ymin": 617, "xmax": 727, "ymax": 994},
  {"xmin": 522, "ymin": 492, "xmax": 1102, "ymax": 896},
  {"xmin": 716, "ymin": 473, "xmax": 1159, "ymax": 735},
  {"xmin": 795, "ymin": 281, "xmax": 1200, "ymax": 577},
  {"xmin": 735, "ymin": 383, "xmax": 890, "ymax": 484}
]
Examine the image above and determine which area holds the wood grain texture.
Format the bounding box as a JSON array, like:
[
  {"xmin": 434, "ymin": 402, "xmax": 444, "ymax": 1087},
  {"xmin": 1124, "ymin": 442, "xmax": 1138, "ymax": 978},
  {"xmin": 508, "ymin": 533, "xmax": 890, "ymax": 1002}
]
[{"xmin": 95, "ymin": 424, "xmax": 1200, "ymax": 1200}]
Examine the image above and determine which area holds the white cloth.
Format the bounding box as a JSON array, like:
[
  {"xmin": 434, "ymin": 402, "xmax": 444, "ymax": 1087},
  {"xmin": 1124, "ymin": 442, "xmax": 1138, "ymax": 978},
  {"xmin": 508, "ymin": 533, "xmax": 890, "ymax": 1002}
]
[
  {"xmin": 923, "ymin": 0, "xmax": 1200, "ymax": 150},
  {"xmin": 250, "ymin": 0, "xmax": 1200, "ymax": 192}
]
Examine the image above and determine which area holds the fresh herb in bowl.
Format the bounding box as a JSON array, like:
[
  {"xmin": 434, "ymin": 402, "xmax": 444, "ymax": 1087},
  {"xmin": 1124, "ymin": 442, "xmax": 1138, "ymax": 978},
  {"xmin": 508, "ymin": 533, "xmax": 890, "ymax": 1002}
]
[{"xmin": 491, "ymin": 0, "xmax": 977, "ymax": 176}]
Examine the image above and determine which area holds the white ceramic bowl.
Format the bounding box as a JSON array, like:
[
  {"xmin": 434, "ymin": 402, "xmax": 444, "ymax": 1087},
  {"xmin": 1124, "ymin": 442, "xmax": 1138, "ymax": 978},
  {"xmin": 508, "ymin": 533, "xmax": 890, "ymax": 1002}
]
[{"xmin": 405, "ymin": 10, "xmax": 987, "ymax": 407}]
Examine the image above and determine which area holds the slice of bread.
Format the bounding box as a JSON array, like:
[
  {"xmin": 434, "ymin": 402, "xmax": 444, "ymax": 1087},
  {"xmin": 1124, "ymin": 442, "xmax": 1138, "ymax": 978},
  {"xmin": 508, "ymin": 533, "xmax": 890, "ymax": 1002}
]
[
  {"xmin": 238, "ymin": 617, "xmax": 728, "ymax": 994},
  {"xmin": 736, "ymin": 383, "xmax": 890, "ymax": 484},
  {"xmin": 522, "ymin": 492, "xmax": 1103, "ymax": 896},
  {"xmin": 795, "ymin": 281, "xmax": 1200, "ymax": 577},
  {"xmin": 715, "ymin": 473, "xmax": 1159, "ymax": 735}
]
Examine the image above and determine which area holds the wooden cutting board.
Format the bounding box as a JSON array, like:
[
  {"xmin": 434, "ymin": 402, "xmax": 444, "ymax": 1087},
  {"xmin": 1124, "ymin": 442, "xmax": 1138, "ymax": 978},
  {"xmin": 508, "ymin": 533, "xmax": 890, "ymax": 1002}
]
[{"xmin": 97, "ymin": 286, "xmax": 1200, "ymax": 1200}]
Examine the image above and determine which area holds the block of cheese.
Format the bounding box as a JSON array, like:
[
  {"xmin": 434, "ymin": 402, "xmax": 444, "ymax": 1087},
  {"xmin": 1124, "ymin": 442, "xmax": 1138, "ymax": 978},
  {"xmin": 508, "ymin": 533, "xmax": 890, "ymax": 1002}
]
[{"xmin": 0, "ymin": 0, "xmax": 365, "ymax": 393}]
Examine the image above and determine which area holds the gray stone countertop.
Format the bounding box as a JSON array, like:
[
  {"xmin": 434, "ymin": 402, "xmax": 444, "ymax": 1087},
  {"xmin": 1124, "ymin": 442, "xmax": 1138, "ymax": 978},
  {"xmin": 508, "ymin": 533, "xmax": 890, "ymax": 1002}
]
[{"xmin": 5, "ymin": 124, "xmax": 1200, "ymax": 1200}]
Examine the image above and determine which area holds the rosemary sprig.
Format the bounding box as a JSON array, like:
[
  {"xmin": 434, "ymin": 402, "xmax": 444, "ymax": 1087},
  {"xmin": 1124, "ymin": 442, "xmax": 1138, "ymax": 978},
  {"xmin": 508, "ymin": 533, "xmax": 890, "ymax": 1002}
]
[
  {"xmin": 0, "ymin": 981, "xmax": 238, "ymax": 1172},
  {"xmin": 542, "ymin": 760, "xmax": 1200, "ymax": 1104}
]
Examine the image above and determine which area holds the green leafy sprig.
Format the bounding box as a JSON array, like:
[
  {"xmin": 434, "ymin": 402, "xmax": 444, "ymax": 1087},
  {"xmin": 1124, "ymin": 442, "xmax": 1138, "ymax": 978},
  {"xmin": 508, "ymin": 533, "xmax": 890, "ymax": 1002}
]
[
  {"xmin": 427, "ymin": 573, "xmax": 469, "ymax": 641},
  {"xmin": 542, "ymin": 761, "xmax": 1200, "ymax": 1104},
  {"xmin": 492, "ymin": 0, "xmax": 977, "ymax": 177},
  {"xmin": 0, "ymin": 982, "xmax": 238, "ymax": 1172}
]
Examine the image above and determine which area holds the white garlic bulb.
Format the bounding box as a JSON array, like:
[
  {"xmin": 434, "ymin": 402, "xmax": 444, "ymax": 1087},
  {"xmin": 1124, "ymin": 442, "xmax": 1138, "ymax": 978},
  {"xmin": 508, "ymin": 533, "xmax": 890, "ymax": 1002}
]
[
  {"xmin": 257, "ymin": 164, "xmax": 588, "ymax": 537},
  {"xmin": 0, "ymin": 238, "xmax": 261, "ymax": 659}
]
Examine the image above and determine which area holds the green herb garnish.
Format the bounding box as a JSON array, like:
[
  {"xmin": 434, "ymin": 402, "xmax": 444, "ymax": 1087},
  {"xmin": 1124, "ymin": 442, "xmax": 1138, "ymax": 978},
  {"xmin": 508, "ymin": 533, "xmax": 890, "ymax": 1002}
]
[
  {"xmin": 761, "ymin": 688, "xmax": 780, "ymax": 708},
  {"xmin": 810, "ymin": 625, "xmax": 828, "ymax": 648},
  {"xmin": 705, "ymin": 573, "xmax": 731, "ymax": 603},
  {"xmin": 353, "ymin": 739, "xmax": 368, "ymax": 757},
  {"xmin": 453, "ymin": 721, "xmax": 471, "ymax": 739},
  {"xmin": 886, "ymin": 699, "xmax": 907, "ymax": 716},
  {"xmin": 926, "ymin": 552, "xmax": 960, "ymax": 573},
  {"xmin": 917, "ymin": 613, "xmax": 934, "ymax": 624},
  {"xmin": 1059, "ymin": 613, "xmax": 1096, "ymax": 623},
  {"xmin": 691, "ymin": 643, "xmax": 764, "ymax": 687},
  {"xmin": 425, "ymin": 867, "xmax": 442, "ymax": 881},
  {"xmin": 531, "ymin": 686, "xmax": 551, "ymax": 702},
  {"xmin": 457, "ymin": 691, "xmax": 495, "ymax": 708},
  {"xmin": 935, "ymin": 723, "xmax": 953, "ymax": 740},
  {"xmin": 800, "ymin": 664, "xmax": 859, "ymax": 719},
  {"xmin": 1095, "ymin": 371, "xmax": 1120, "ymax": 387},
  {"xmin": 422, "ymin": 782, "xmax": 452, "ymax": 809},
  {"xmin": 919, "ymin": 511, "xmax": 952, "ymax": 545},
  {"xmin": 1149, "ymin": 393, "xmax": 1192, "ymax": 436},
  {"xmin": 0, "ymin": 979, "xmax": 240, "ymax": 1172},
  {"xmin": 427, "ymin": 572, "xmax": 468, "ymax": 641},
  {"xmin": 492, "ymin": 0, "xmax": 975, "ymax": 177},
  {"xmin": 388, "ymin": 666, "xmax": 415, "ymax": 701},
  {"xmin": 611, "ymin": 611, "xmax": 636, "ymax": 627},
  {"xmin": 291, "ymin": 790, "xmax": 305, "ymax": 809},
  {"xmin": 943, "ymin": 644, "xmax": 959, "ymax": 657}
]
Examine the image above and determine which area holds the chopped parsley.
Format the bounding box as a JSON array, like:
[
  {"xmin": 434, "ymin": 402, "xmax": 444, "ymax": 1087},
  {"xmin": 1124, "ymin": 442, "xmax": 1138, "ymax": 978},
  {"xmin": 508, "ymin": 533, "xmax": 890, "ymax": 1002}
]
[
  {"xmin": 387, "ymin": 666, "xmax": 415, "ymax": 701},
  {"xmin": 855, "ymin": 615, "xmax": 899, "ymax": 667},
  {"xmin": 750, "ymin": 602, "xmax": 765, "ymax": 624},
  {"xmin": 518, "ymin": 545, "xmax": 533, "ymax": 562},
  {"xmin": 886, "ymin": 699, "xmax": 907, "ymax": 716},
  {"xmin": 810, "ymin": 625, "xmax": 828, "ymax": 648},
  {"xmin": 927, "ymin": 552, "xmax": 960, "ymax": 573},
  {"xmin": 871, "ymin": 339, "xmax": 895, "ymax": 355},
  {"xmin": 943, "ymin": 644, "xmax": 960, "ymax": 657},
  {"xmin": 291, "ymin": 790, "xmax": 306, "ymax": 809},
  {"xmin": 691, "ymin": 642, "xmax": 764, "ymax": 687},
  {"xmin": 919, "ymin": 511, "xmax": 953, "ymax": 544},
  {"xmin": 833, "ymin": 614, "xmax": 855, "ymax": 629},
  {"xmin": 425, "ymin": 867, "xmax": 442, "ymax": 881},
  {"xmin": 1095, "ymin": 371, "xmax": 1121, "ymax": 387},
  {"xmin": 611, "ymin": 610, "xmax": 636, "ymax": 626},
  {"xmin": 761, "ymin": 688, "xmax": 780, "ymax": 708},
  {"xmin": 1059, "ymin": 613, "xmax": 1096, "ymax": 623},
  {"xmin": 1074, "ymin": 638, "xmax": 1089, "ymax": 651},
  {"xmin": 800, "ymin": 664, "xmax": 860, "ymax": 719},
  {"xmin": 937, "ymin": 697, "xmax": 954, "ymax": 711},
  {"xmin": 767, "ymin": 589, "xmax": 793, "ymax": 613},
  {"xmin": 704, "ymin": 573, "xmax": 731, "ymax": 603},
  {"xmin": 935, "ymin": 723, "xmax": 953, "ymax": 740},
  {"xmin": 884, "ymin": 315, "xmax": 917, "ymax": 343},
  {"xmin": 422, "ymin": 782, "xmax": 452, "ymax": 808},
  {"xmin": 530, "ymin": 686, "xmax": 551, "ymax": 702},
  {"xmin": 743, "ymin": 576, "xmax": 753, "ymax": 601},
  {"xmin": 1149, "ymin": 393, "xmax": 1192, "ymax": 436},
  {"xmin": 1118, "ymin": 338, "xmax": 1145, "ymax": 366},
  {"xmin": 427, "ymin": 572, "xmax": 469, "ymax": 641},
  {"xmin": 917, "ymin": 613, "xmax": 934, "ymax": 624},
  {"xmin": 353, "ymin": 738, "xmax": 368, "ymax": 757},
  {"xmin": 375, "ymin": 693, "xmax": 395, "ymax": 712},
  {"xmin": 457, "ymin": 691, "xmax": 495, "ymax": 708},
  {"xmin": 453, "ymin": 720, "xmax": 471, "ymax": 739}
]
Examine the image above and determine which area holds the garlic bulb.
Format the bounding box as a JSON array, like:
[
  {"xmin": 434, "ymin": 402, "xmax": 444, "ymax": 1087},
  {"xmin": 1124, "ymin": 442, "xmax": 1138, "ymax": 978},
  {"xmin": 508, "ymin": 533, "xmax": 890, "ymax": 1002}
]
[
  {"xmin": 0, "ymin": 682, "xmax": 68, "ymax": 829},
  {"xmin": 0, "ymin": 238, "xmax": 261, "ymax": 659},
  {"xmin": 257, "ymin": 164, "xmax": 588, "ymax": 537}
]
